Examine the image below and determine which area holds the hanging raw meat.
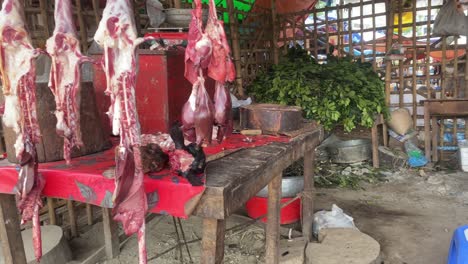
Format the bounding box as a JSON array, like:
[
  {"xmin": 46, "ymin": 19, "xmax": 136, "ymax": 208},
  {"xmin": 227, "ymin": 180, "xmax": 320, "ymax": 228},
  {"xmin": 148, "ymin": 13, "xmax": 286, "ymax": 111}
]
[
  {"xmin": 205, "ymin": 0, "xmax": 235, "ymax": 142},
  {"xmin": 46, "ymin": 0, "xmax": 93, "ymax": 164},
  {"xmin": 0, "ymin": 0, "xmax": 44, "ymax": 261},
  {"xmin": 213, "ymin": 82, "xmax": 233, "ymax": 142},
  {"xmin": 205, "ymin": 0, "xmax": 236, "ymax": 83},
  {"xmin": 181, "ymin": 76, "xmax": 214, "ymax": 145},
  {"xmin": 184, "ymin": 0, "xmax": 212, "ymax": 85},
  {"xmin": 94, "ymin": 0, "xmax": 148, "ymax": 263}
]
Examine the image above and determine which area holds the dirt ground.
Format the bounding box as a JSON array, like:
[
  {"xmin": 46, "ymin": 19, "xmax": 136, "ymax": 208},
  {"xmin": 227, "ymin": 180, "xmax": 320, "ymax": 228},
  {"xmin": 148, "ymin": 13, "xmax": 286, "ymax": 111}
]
[{"xmin": 64, "ymin": 164, "xmax": 468, "ymax": 264}]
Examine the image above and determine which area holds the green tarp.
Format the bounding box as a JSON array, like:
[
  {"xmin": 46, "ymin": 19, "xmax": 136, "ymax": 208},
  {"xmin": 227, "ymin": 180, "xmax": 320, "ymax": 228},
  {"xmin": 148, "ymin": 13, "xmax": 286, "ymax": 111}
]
[{"xmin": 184, "ymin": 0, "xmax": 255, "ymax": 22}]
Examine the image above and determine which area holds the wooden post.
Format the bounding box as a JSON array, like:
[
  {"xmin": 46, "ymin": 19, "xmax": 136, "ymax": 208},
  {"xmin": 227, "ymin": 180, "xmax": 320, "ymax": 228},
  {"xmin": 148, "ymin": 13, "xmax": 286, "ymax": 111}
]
[
  {"xmin": 91, "ymin": 0, "xmax": 101, "ymax": 26},
  {"xmin": 39, "ymin": 0, "xmax": 50, "ymax": 38},
  {"xmin": 47, "ymin": 198, "xmax": 56, "ymax": 225},
  {"xmin": 75, "ymin": 0, "xmax": 89, "ymax": 53},
  {"xmin": 174, "ymin": 0, "xmax": 182, "ymax": 8},
  {"xmin": 271, "ymin": 0, "xmax": 279, "ymax": 65},
  {"xmin": 102, "ymin": 208, "xmax": 120, "ymax": 259},
  {"xmin": 226, "ymin": 0, "xmax": 244, "ymax": 97},
  {"xmin": 371, "ymin": 122, "xmax": 379, "ymax": 168},
  {"xmin": 67, "ymin": 200, "xmax": 77, "ymax": 237},
  {"xmin": 265, "ymin": 173, "xmax": 282, "ymax": 264},
  {"xmin": 86, "ymin": 204, "xmax": 93, "ymax": 226},
  {"xmin": 302, "ymin": 148, "xmax": 315, "ymax": 241},
  {"xmin": 0, "ymin": 194, "xmax": 27, "ymax": 264},
  {"xmin": 201, "ymin": 218, "xmax": 226, "ymax": 264},
  {"xmin": 432, "ymin": 116, "xmax": 439, "ymax": 162},
  {"xmin": 384, "ymin": 0, "xmax": 394, "ymax": 107},
  {"xmin": 424, "ymin": 101, "xmax": 431, "ymax": 160}
]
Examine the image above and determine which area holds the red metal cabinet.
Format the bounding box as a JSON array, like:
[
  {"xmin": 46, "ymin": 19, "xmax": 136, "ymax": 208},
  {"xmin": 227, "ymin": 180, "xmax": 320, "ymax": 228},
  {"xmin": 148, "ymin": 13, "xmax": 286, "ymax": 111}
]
[{"xmin": 92, "ymin": 49, "xmax": 214, "ymax": 135}]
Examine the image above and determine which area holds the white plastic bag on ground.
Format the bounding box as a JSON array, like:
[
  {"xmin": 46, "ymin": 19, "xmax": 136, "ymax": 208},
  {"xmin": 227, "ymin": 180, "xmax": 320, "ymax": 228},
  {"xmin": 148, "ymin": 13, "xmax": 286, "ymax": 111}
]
[
  {"xmin": 433, "ymin": 0, "xmax": 468, "ymax": 36},
  {"xmin": 146, "ymin": 0, "xmax": 166, "ymax": 28},
  {"xmin": 313, "ymin": 204, "xmax": 357, "ymax": 237}
]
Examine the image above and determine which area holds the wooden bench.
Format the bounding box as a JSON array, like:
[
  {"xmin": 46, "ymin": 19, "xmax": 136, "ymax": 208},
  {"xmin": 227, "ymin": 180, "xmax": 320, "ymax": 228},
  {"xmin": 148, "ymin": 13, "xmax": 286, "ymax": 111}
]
[{"xmin": 195, "ymin": 128, "xmax": 323, "ymax": 263}]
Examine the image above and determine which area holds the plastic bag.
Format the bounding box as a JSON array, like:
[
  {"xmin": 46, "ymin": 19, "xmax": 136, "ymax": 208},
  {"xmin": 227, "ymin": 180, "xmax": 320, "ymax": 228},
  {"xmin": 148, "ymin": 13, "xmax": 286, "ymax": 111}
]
[
  {"xmin": 433, "ymin": 0, "xmax": 468, "ymax": 36},
  {"xmin": 404, "ymin": 141, "xmax": 428, "ymax": 167},
  {"xmin": 146, "ymin": 0, "xmax": 166, "ymax": 28},
  {"xmin": 312, "ymin": 204, "xmax": 357, "ymax": 237},
  {"xmin": 231, "ymin": 93, "xmax": 252, "ymax": 108}
]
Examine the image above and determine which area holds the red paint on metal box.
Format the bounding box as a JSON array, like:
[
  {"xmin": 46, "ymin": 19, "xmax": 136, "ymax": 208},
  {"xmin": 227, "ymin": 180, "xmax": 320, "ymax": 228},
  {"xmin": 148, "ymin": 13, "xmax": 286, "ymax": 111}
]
[
  {"xmin": 245, "ymin": 196, "xmax": 302, "ymax": 225},
  {"xmin": 92, "ymin": 49, "xmax": 215, "ymax": 135}
]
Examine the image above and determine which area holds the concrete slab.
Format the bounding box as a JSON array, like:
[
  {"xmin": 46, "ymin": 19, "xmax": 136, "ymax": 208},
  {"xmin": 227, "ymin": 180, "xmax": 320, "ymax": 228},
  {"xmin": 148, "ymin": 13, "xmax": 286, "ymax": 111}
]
[
  {"xmin": 22, "ymin": 225, "xmax": 72, "ymax": 264},
  {"xmin": 306, "ymin": 228, "xmax": 380, "ymax": 264},
  {"xmin": 279, "ymin": 237, "xmax": 307, "ymax": 264}
]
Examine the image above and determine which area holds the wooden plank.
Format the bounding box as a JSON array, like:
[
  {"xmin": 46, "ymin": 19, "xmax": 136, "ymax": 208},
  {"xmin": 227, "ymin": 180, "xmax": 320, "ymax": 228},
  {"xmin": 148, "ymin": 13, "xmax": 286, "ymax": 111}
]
[
  {"xmin": 47, "ymin": 198, "xmax": 56, "ymax": 225},
  {"xmin": 265, "ymin": 173, "xmax": 282, "ymax": 264},
  {"xmin": 302, "ymin": 148, "xmax": 316, "ymax": 241},
  {"xmin": 0, "ymin": 194, "xmax": 27, "ymax": 264},
  {"xmin": 201, "ymin": 218, "xmax": 225, "ymax": 264},
  {"xmin": 67, "ymin": 200, "xmax": 77, "ymax": 237},
  {"xmin": 102, "ymin": 208, "xmax": 120, "ymax": 259}
]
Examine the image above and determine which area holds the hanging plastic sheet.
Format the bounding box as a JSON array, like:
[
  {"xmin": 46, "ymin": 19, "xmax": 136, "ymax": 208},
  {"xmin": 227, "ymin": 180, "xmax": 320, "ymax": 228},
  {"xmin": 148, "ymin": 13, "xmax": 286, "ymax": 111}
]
[{"xmin": 433, "ymin": 0, "xmax": 468, "ymax": 36}]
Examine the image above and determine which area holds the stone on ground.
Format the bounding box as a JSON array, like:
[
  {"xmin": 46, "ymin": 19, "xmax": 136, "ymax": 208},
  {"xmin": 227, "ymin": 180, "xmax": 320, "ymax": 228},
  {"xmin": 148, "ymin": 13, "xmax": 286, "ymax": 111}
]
[
  {"xmin": 279, "ymin": 237, "xmax": 307, "ymax": 264},
  {"xmin": 306, "ymin": 228, "xmax": 380, "ymax": 264},
  {"xmin": 22, "ymin": 225, "xmax": 72, "ymax": 264}
]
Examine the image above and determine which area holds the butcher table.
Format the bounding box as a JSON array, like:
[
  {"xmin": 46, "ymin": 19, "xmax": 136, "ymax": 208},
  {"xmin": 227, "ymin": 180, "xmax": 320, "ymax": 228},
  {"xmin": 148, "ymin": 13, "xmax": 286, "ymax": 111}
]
[{"xmin": 0, "ymin": 128, "xmax": 322, "ymax": 264}]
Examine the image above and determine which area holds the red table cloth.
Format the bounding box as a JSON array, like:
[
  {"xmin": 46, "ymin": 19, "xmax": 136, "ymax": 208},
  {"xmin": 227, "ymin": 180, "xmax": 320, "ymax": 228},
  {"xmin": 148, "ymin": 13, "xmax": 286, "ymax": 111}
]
[{"xmin": 0, "ymin": 134, "xmax": 289, "ymax": 218}]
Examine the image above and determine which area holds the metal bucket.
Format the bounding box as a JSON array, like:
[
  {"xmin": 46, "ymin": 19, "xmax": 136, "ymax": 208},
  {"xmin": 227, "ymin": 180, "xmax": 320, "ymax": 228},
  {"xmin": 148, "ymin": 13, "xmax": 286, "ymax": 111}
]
[
  {"xmin": 256, "ymin": 175, "xmax": 303, "ymax": 198},
  {"xmin": 165, "ymin": 8, "xmax": 208, "ymax": 27},
  {"xmin": 327, "ymin": 139, "xmax": 372, "ymax": 164}
]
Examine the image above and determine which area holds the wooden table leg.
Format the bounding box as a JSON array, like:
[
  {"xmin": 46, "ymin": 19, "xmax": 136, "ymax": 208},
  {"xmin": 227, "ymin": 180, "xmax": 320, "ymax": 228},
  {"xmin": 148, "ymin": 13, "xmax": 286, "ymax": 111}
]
[
  {"xmin": 0, "ymin": 194, "xmax": 27, "ymax": 264},
  {"xmin": 201, "ymin": 218, "xmax": 225, "ymax": 264},
  {"xmin": 382, "ymin": 123, "xmax": 389, "ymax": 147},
  {"xmin": 47, "ymin": 198, "xmax": 56, "ymax": 225},
  {"xmin": 432, "ymin": 116, "xmax": 439, "ymax": 162},
  {"xmin": 302, "ymin": 149, "xmax": 316, "ymax": 242},
  {"xmin": 86, "ymin": 204, "xmax": 93, "ymax": 226},
  {"xmin": 424, "ymin": 102, "xmax": 431, "ymax": 161},
  {"xmin": 67, "ymin": 200, "xmax": 77, "ymax": 237},
  {"xmin": 371, "ymin": 123, "xmax": 379, "ymax": 168},
  {"xmin": 102, "ymin": 208, "xmax": 120, "ymax": 259},
  {"xmin": 265, "ymin": 173, "xmax": 282, "ymax": 264}
]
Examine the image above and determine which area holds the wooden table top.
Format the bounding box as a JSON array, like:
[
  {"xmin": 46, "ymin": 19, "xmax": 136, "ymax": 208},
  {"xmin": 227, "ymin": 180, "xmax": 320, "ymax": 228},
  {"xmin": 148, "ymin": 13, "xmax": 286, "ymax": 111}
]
[{"xmin": 194, "ymin": 128, "xmax": 323, "ymax": 220}]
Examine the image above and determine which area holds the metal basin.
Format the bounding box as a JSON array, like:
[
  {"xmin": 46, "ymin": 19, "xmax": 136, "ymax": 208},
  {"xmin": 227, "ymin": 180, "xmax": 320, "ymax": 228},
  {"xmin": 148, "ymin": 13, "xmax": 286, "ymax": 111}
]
[
  {"xmin": 165, "ymin": 8, "xmax": 208, "ymax": 27},
  {"xmin": 327, "ymin": 139, "xmax": 372, "ymax": 164},
  {"xmin": 256, "ymin": 175, "xmax": 303, "ymax": 198},
  {"xmin": 240, "ymin": 104, "xmax": 303, "ymax": 135}
]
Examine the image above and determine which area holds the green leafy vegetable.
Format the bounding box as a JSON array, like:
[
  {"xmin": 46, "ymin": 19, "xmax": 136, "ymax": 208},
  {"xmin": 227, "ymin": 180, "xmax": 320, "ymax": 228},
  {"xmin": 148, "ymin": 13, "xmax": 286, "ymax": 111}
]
[{"xmin": 248, "ymin": 46, "xmax": 388, "ymax": 132}]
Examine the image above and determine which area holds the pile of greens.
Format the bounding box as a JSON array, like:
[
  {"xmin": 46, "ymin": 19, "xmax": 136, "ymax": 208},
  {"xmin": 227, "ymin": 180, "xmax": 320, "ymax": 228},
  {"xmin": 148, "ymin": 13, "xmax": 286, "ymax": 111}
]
[{"xmin": 248, "ymin": 46, "xmax": 388, "ymax": 132}]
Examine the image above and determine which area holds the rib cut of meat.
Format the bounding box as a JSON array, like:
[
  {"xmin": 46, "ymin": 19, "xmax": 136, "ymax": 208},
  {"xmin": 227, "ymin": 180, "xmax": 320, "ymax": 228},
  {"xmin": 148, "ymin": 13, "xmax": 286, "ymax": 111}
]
[
  {"xmin": 46, "ymin": 0, "xmax": 93, "ymax": 164},
  {"xmin": 94, "ymin": 0, "xmax": 148, "ymax": 263},
  {"xmin": 184, "ymin": 0, "xmax": 212, "ymax": 85},
  {"xmin": 0, "ymin": 0, "xmax": 43, "ymax": 261}
]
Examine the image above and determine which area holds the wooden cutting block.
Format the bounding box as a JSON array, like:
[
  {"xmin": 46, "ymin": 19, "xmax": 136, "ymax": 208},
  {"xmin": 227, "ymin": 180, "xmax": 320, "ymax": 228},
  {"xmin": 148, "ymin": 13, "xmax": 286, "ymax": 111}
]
[
  {"xmin": 2, "ymin": 82, "xmax": 111, "ymax": 163},
  {"xmin": 239, "ymin": 104, "xmax": 303, "ymax": 135}
]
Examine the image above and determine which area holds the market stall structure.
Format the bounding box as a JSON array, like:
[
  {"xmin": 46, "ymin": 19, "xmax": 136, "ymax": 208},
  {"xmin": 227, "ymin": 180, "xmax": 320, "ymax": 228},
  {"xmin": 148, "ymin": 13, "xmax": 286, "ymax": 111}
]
[{"xmin": 0, "ymin": 0, "xmax": 467, "ymax": 263}]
